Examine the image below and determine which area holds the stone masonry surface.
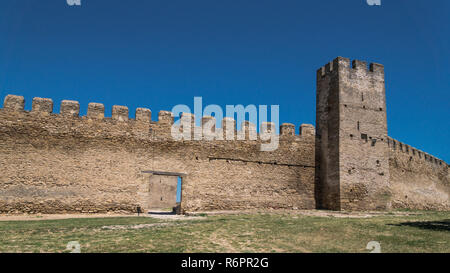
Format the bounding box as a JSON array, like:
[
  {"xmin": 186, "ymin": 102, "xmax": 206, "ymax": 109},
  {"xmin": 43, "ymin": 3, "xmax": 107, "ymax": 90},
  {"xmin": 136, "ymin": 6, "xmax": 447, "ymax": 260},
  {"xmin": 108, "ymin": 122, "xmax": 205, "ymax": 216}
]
[{"xmin": 0, "ymin": 57, "xmax": 448, "ymax": 214}]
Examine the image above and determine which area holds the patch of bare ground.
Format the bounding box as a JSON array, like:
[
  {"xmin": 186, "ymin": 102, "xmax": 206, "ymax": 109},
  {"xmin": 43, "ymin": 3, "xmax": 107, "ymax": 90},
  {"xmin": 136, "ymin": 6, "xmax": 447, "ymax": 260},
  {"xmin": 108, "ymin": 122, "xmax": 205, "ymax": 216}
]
[
  {"xmin": 187, "ymin": 209, "xmax": 422, "ymax": 218},
  {"xmin": 0, "ymin": 213, "xmax": 136, "ymax": 221},
  {"xmin": 146, "ymin": 214, "xmax": 206, "ymax": 221},
  {"xmin": 101, "ymin": 222, "xmax": 184, "ymax": 230},
  {"xmin": 0, "ymin": 213, "xmax": 206, "ymax": 222}
]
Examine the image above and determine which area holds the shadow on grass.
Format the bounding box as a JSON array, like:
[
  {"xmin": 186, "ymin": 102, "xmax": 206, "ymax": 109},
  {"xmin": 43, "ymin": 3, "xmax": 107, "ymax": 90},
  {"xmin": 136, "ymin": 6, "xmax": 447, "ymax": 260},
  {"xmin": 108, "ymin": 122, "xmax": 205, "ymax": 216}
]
[
  {"xmin": 148, "ymin": 211, "xmax": 176, "ymax": 215},
  {"xmin": 388, "ymin": 219, "xmax": 450, "ymax": 231}
]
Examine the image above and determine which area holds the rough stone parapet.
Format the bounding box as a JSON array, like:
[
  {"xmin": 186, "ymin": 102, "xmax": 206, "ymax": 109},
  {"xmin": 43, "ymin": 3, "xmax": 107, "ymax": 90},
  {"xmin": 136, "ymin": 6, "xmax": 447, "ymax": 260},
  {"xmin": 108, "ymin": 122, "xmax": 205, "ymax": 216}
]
[
  {"xmin": 87, "ymin": 102, "xmax": 105, "ymax": 119},
  {"xmin": 222, "ymin": 117, "xmax": 236, "ymax": 140},
  {"xmin": 300, "ymin": 124, "xmax": 315, "ymax": 136},
  {"xmin": 388, "ymin": 136, "xmax": 447, "ymax": 168},
  {"xmin": 240, "ymin": 121, "xmax": 257, "ymax": 140},
  {"xmin": 61, "ymin": 100, "xmax": 80, "ymax": 117},
  {"xmin": 317, "ymin": 56, "xmax": 384, "ymax": 80},
  {"xmin": 280, "ymin": 123, "xmax": 295, "ymax": 136},
  {"xmin": 158, "ymin": 110, "xmax": 174, "ymax": 125},
  {"xmin": 261, "ymin": 122, "xmax": 275, "ymax": 134},
  {"xmin": 112, "ymin": 105, "xmax": 129, "ymax": 122},
  {"xmin": 136, "ymin": 108, "xmax": 151, "ymax": 122},
  {"xmin": 3, "ymin": 95, "xmax": 25, "ymax": 111},
  {"xmin": 3, "ymin": 94, "xmax": 445, "ymax": 170},
  {"xmin": 32, "ymin": 97, "xmax": 53, "ymax": 114},
  {"xmin": 202, "ymin": 116, "xmax": 216, "ymax": 140},
  {"xmin": 201, "ymin": 116, "xmax": 216, "ymax": 131},
  {"xmin": 2, "ymin": 91, "xmax": 442, "ymax": 174},
  {"xmin": 179, "ymin": 112, "xmax": 196, "ymax": 139},
  {"xmin": 0, "ymin": 95, "xmax": 315, "ymax": 141},
  {"xmin": 180, "ymin": 112, "xmax": 195, "ymax": 124}
]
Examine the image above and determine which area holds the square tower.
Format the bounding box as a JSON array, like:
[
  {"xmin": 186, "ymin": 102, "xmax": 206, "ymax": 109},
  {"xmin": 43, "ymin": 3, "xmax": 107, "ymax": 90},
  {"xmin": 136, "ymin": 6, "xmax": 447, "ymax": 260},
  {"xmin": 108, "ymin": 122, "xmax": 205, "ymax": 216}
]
[{"xmin": 315, "ymin": 57, "xmax": 391, "ymax": 211}]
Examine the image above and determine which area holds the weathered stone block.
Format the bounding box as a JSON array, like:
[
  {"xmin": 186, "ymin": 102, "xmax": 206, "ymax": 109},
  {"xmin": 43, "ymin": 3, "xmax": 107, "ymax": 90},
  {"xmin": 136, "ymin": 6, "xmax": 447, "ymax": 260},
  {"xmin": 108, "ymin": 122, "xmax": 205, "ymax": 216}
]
[
  {"xmin": 179, "ymin": 113, "xmax": 195, "ymax": 140},
  {"xmin": 261, "ymin": 122, "xmax": 275, "ymax": 134},
  {"xmin": 112, "ymin": 105, "xmax": 129, "ymax": 122},
  {"xmin": 202, "ymin": 116, "xmax": 216, "ymax": 140},
  {"xmin": 87, "ymin": 103, "xmax": 105, "ymax": 119},
  {"xmin": 158, "ymin": 111, "xmax": 174, "ymax": 124},
  {"xmin": 300, "ymin": 124, "xmax": 315, "ymax": 136},
  {"xmin": 3, "ymin": 95, "xmax": 25, "ymax": 111},
  {"xmin": 180, "ymin": 113, "xmax": 195, "ymax": 125},
  {"xmin": 259, "ymin": 122, "xmax": 275, "ymax": 142},
  {"xmin": 60, "ymin": 100, "xmax": 80, "ymax": 117},
  {"xmin": 136, "ymin": 108, "xmax": 151, "ymax": 122},
  {"xmin": 280, "ymin": 123, "xmax": 295, "ymax": 136},
  {"xmin": 32, "ymin": 97, "xmax": 53, "ymax": 114},
  {"xmin": 240, "ymin": 121, "xmax": 257, "ymax": 140},
  {"xmin": 370, "ymin": 63, "xmax": 384, "ymax": 74},
  {"xmin": 201, "ymin": 116, "xmax": 216, "ymax": 131},
  {"xmin": 222, "ymin": 117, "xmax": 236, "ymax": 140},
  {"xmin": 352, "ymin": 60, "xmax": 368, "ymax": 71}
]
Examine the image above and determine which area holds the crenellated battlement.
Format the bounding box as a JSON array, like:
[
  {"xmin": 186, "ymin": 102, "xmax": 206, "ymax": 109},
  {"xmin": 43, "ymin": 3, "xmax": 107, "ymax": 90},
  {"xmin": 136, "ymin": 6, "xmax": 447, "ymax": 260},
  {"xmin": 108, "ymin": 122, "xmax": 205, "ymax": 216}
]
[
  {"xmin": 0, "ymin": 94, "xmax": 318, "ymax": 215},
  {"xmin": 1, "ymin": 94, "xmax": 315, "ymax": 142},
  {"xmin": 317, "ymin": 57, "xmax": 384, "ymax": 80},
  {"xmin": 0, "ymin": 57, "xmax": 448, "ymax": 214},
  {"xmin": 61, "ymin": 100, "xmax": 80, "ymax": 117},
  {"xmin": 87, "ymin": 102, "xmax": 105, "ymax": 119},
  {"xmin": 112, "ymin": 105, "xmax": 129, "ymax": 122},
  {"xmin": 3, "ymin": 95, "xmax": 25, "ymax": 111},
  {"xmin": 31, "ymin": 97, "xmax": 53, "ymax": 115},
  {"xmin": 136, "ymin": 108, "xmax": 152, "ymax": 122},
  {"xmin": 158, "ymin": 110, "xmax": 174, "ymax": 124},
  {"xmin": 387, "ymin": 137, "xmax": 448, "ymax": 168}
]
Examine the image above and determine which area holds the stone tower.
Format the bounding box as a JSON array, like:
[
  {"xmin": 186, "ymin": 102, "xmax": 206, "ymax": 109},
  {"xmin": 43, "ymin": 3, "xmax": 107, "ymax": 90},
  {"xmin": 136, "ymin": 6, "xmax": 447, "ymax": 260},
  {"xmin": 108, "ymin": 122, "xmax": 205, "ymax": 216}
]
[{"xmin": 315, "ymin": 57, "xmax": 391, "ymax": 211}]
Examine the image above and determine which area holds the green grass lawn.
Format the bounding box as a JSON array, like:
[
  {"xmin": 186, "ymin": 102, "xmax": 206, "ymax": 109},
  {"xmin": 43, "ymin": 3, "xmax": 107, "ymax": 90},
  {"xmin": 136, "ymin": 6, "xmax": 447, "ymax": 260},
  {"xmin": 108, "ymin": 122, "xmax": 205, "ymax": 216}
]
[{"xmin": 0, "ymin": 211, "xmax": 448, "ymax": 253}]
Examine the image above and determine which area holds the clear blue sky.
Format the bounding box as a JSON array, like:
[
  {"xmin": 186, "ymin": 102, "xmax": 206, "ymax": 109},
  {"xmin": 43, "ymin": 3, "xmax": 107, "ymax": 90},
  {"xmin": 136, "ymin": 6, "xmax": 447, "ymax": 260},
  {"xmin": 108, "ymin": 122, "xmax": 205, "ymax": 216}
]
[{"xmin": 0, "ymin": 0, "xmax": 448, "ymax": 162}]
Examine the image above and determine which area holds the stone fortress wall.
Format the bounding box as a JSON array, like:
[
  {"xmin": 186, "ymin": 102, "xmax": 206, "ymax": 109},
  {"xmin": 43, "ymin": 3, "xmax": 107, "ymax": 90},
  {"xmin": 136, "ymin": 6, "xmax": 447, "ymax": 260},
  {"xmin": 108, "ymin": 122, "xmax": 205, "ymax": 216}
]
[
  {"xmin": 387, "ymin": 137, "xmax": 449, "ymax": 210},
  {"xmin": 315, "ymin": 57, "xmax": 448, "ymax": 211},
  {"xmin": 0, "ymin": 95, "xmax": 316, "ymax": 214},
  {"xmin": 315, "ymin": 57, "xmax": 392, "ymax": 211},
  {"xmin": 0, "ymin": 57, "xmax": 448, "ymax": 214}
]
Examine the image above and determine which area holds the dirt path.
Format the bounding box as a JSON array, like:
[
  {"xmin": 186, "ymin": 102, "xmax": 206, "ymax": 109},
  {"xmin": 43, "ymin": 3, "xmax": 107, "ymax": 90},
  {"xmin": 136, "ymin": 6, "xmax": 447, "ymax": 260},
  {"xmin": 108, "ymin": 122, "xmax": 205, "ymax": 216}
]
[
  {"xmin": 188, "ymin": 209, "xmax": 422, "ymax": 218},
  {"xmin": 0, "ymin": 213, "xmax": 205, "ymax": 222},
  {"xmin": 0, "ymin": 213, "xmax": 137, "ymax": 221},
  {"xmin": 0, "ymin": 209, "xmax": 420, "ymax": 222}
]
